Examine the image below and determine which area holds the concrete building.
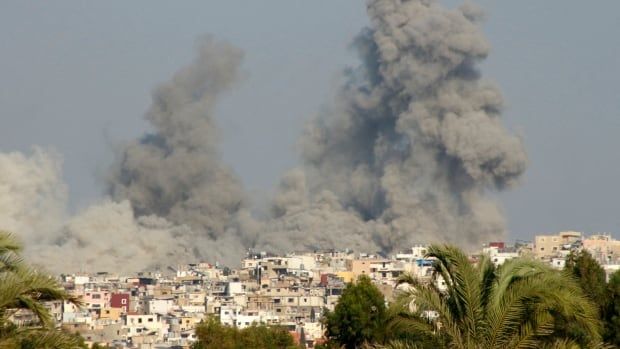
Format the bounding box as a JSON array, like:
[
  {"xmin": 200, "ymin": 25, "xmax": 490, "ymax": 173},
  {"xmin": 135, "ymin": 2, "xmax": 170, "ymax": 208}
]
[
  {"xmin": 582, "ymin": 234, "xmax": 620, "ymax": 264},
  {"xmin": 110, "ymin": 292, "xmax": 130, "ymax": 313},
  {"xmin": 483, "ymin": 246, "xmax": 519, "ymax": 266},
  {"xmin": 534, "ymin": 231, "xmax": 582, "ymax": 259}
]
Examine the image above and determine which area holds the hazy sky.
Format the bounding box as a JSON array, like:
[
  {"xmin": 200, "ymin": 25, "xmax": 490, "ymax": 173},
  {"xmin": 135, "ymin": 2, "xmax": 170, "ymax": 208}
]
[{"xmin": 1, "ymin": 1, "xmax": 619, "ymax": 241}]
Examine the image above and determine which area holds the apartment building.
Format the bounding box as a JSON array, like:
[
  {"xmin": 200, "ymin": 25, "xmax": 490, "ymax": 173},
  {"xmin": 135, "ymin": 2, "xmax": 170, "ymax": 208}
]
[{"xmin": 534, "ymin": 231, "xmax": 582, "ymax": 259}]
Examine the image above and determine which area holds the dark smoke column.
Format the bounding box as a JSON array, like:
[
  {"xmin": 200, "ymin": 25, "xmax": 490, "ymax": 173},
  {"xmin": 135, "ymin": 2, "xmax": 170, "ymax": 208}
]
[
  {"xmin": 107, "ymin": 36, "xmax": 246, "ymax": 241},
  {"xmin": 298, "ymin": 0, "xmax": 527, "ymax": 250}
]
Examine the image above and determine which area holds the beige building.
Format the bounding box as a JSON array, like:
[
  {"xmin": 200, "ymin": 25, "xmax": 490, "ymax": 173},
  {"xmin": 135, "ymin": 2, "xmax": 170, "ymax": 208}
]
[
  {"xmin": 582, "ymin": 234, "xmax": 620, "ymax": 264},
  {"xmin": 534, "ymin": 231, "xmax": 581, "ymax": 259},
  {"xmin": 346, "ymin": 258, "xmax": 385, "ymax": 278},
  {"xmin": 99, "ymin": 307, "xmax": 122, "ymax": 321}
]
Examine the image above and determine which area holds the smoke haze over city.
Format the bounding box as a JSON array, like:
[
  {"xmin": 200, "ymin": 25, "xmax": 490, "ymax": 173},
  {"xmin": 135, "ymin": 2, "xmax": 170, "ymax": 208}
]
[{"xmin": 1, "ymin": 0, "xmax": 618, "ymax": 273}]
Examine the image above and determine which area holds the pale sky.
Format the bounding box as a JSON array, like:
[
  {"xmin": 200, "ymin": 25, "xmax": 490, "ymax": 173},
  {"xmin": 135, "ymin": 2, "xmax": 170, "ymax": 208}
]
[{"xmin": 1, "ymin": 1, "xmax": 619, "ymax": 241}]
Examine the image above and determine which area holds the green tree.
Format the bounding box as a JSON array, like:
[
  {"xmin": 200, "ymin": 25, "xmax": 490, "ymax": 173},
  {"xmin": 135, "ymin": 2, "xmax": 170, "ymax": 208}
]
[
  {"xmin": 562, "ymin": 250, "xmax": 608, "ymax": 344},
  {"xmin": 239, "ymin": 324, "xmax": 296, "ymax": 348},
  {"xmin": 0, "ymin": 231, "xmax": 82, "ymax": 348},
  {"xmin": 389, "ymin": 244, "xmax": 604, "ymax": 349},
  {"xmin": 323, "ymin": 275, "xmax": 387, "ymax": 348},
  {"xmin": 192, "ymin": 316, "xmax": 297, "ymax": 349},
  {"xmin": 193, "ymin": 316, "xmax": 236, "ymax": 349},
  {"xmin": 603, "ymin": 269, "xmax": 620, "ymax": 345},
  {"xmin": 565, "ymin": 250, "xmax": 608, "ymax": 307}
]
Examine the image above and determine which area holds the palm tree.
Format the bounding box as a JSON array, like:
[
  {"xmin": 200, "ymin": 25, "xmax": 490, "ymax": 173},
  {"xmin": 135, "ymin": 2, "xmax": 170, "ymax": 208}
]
[
  {"xmin": 0, "ymin": 230, "xmax": 83, "ymax": 348},
  {"xmin": 385, "ymin": 244, "xmax": 605, "ymax": 349}
]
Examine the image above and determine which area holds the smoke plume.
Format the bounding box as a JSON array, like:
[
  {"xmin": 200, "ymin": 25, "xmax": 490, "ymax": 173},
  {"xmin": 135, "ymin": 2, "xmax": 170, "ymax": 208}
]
[
  {"xmin": 0, "ymin": 148, "xmax": 66, "ymax": 242},
  {"xmin": 257, "ymin": 0, "xmax": 527, "ymax": 253},
  {"xmin": 0, "ymin": 0, "xmax": 526, "ymax": 273},
  {"xmin": 30, "ymin": 200, "xmax": 243, "ymax": 273},
  {"xmin": 107, "ymin": 36, "xmax": 246, "ymax": 240}
]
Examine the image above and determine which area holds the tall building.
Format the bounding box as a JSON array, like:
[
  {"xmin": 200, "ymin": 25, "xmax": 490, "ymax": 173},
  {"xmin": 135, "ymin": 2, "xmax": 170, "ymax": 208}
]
[{"xmin": 534, "ymin": 231, "xmax": 582, "ymax": 259}]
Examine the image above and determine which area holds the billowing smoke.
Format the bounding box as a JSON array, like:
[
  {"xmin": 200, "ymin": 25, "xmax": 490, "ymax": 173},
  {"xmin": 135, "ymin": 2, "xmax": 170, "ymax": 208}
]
[
  {"xmin": 257, "ymin": 0, "xmax": 527, "ymax": 253},
  {"xmin": 7, "ymin": 37, "xmax": 253, "ymax": 273},
  {"xmin": 31, "ymin": 200, "xmax": 245, "ymax": 273},
  {"xmin": 107, "ymin": 36, "xmax": 247, "ymax": 240},
  {"xmin": 0, "ymin": 148, "xmax": 67, "ymax": 242},
  {"xmin": 0, "ymin": 0, "xmax": 526, "ymax": 273},
  {"xmin": 260, "ymin": 169, "xmax": 377, "ymax": 253},
  {"xmin": 0, "ymin": 148, "xmax": 240, "ymax": 273}
]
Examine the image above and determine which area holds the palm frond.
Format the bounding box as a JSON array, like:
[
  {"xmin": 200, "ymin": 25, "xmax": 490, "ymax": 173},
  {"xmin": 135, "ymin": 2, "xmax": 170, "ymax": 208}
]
[{"xmin": 390, "ymin": 245, "xmax": 603, "ymax": 349}]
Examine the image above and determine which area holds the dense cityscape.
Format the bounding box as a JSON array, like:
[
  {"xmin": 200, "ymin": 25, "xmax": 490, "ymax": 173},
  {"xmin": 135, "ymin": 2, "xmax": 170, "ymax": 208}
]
[{"xmin": 4, "ymin": 231, "xmax": 614, "ymax": 348}]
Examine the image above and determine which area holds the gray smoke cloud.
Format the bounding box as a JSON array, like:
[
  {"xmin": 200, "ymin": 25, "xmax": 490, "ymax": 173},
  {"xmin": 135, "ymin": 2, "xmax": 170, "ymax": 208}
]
[
  {"xmin": 1, "ymin": 0, "xmax": 526, "ymax": 273},
  {"xmin": 257, "ymin": 0, "xmax": 527, "ymax": 253},
  {"xmin": 30, "ymin": 200, "xmax": 248, "ymax": 273},
  {"xmin": 0, "ymin": 147, "xmax": 244, "ymax": 273},
  {"xmin": 0, "ymin": 148, "xmax": 67, "ymax": 242},
  {"xmin": 107, "ymin": 36, "xmax": 248, "ymax": 244},
  {"xmin": 2, "ymin": 37, "xmax": 253, "ymax": 273}
]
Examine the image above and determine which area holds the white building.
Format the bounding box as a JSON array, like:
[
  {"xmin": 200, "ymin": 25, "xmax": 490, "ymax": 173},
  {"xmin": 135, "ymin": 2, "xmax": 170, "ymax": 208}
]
[
  {"xmin": 146, "ymin": 298, "xmax": 176, "ymax": 315},
  {"xmin": 125, "ymin": 314, "xmax": 165, "ymax": 340},
  {"xmin": 483, "ymin": 246, "xmax": 519, "ymax": 266}
]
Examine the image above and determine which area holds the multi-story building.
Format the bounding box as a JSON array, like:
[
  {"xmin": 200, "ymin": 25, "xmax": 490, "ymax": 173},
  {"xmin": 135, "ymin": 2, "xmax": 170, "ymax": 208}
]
[
  {"xmin": 534, "ymin": 231, "xmax": 581, "ymax": 259},
  {"xmin": 110, "ymin": 292, "xmax": 130, "ymax": 313},
  {"xmin": 483, "ymin": 245, "xmax": 519, "ymax": 266},
  {"xmin": 582, "ymin": 234, "xmax": 620, "ymax": 264}
]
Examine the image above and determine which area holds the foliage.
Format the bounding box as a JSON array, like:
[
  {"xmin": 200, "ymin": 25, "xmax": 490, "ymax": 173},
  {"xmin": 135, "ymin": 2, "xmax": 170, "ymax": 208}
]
[
  {"xmin": 603, "ymin": 269, "xmax": 620, "ymax": 345},
  {"xmin": 192, "ymin": 316, "xmax": 297, "ymax": 349},
  {"xmin": 322, "ymin": 275, "xmax": 387, "ymax": 348},
  {"xmin": 0, "ymin": 231, "xmax": 83, "ymax": 349},
  {"xmin": 390, "ymin": 244, "xmax": 603, "ymax": 349},
  {"xmin": 565, "ymin": 250, "xmax": 608, "ymax": 307},
  {"xmin": 562, "ymin": 250, "xmax": 608, "ymax": 344}
]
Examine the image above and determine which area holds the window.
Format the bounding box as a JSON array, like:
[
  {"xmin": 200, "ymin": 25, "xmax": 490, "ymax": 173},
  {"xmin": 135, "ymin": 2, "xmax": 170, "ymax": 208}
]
[
  {"xmin": 92, "ymin": 294, "xmax": 101, "ymax": 299},
  {"xmin": 148, "ymin": 318, "xmax": 153, "ymax": 322},
  {"xmin": 121, "ymin": 299, "xmax": 127, "ymax": 305},
  {"xmin": 138, "ymin": 318, "xmax": 142, "ymax": 323},
  {"xmin": 288, "ymin": 298, "xmax": 294, "ymax": 303}
]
